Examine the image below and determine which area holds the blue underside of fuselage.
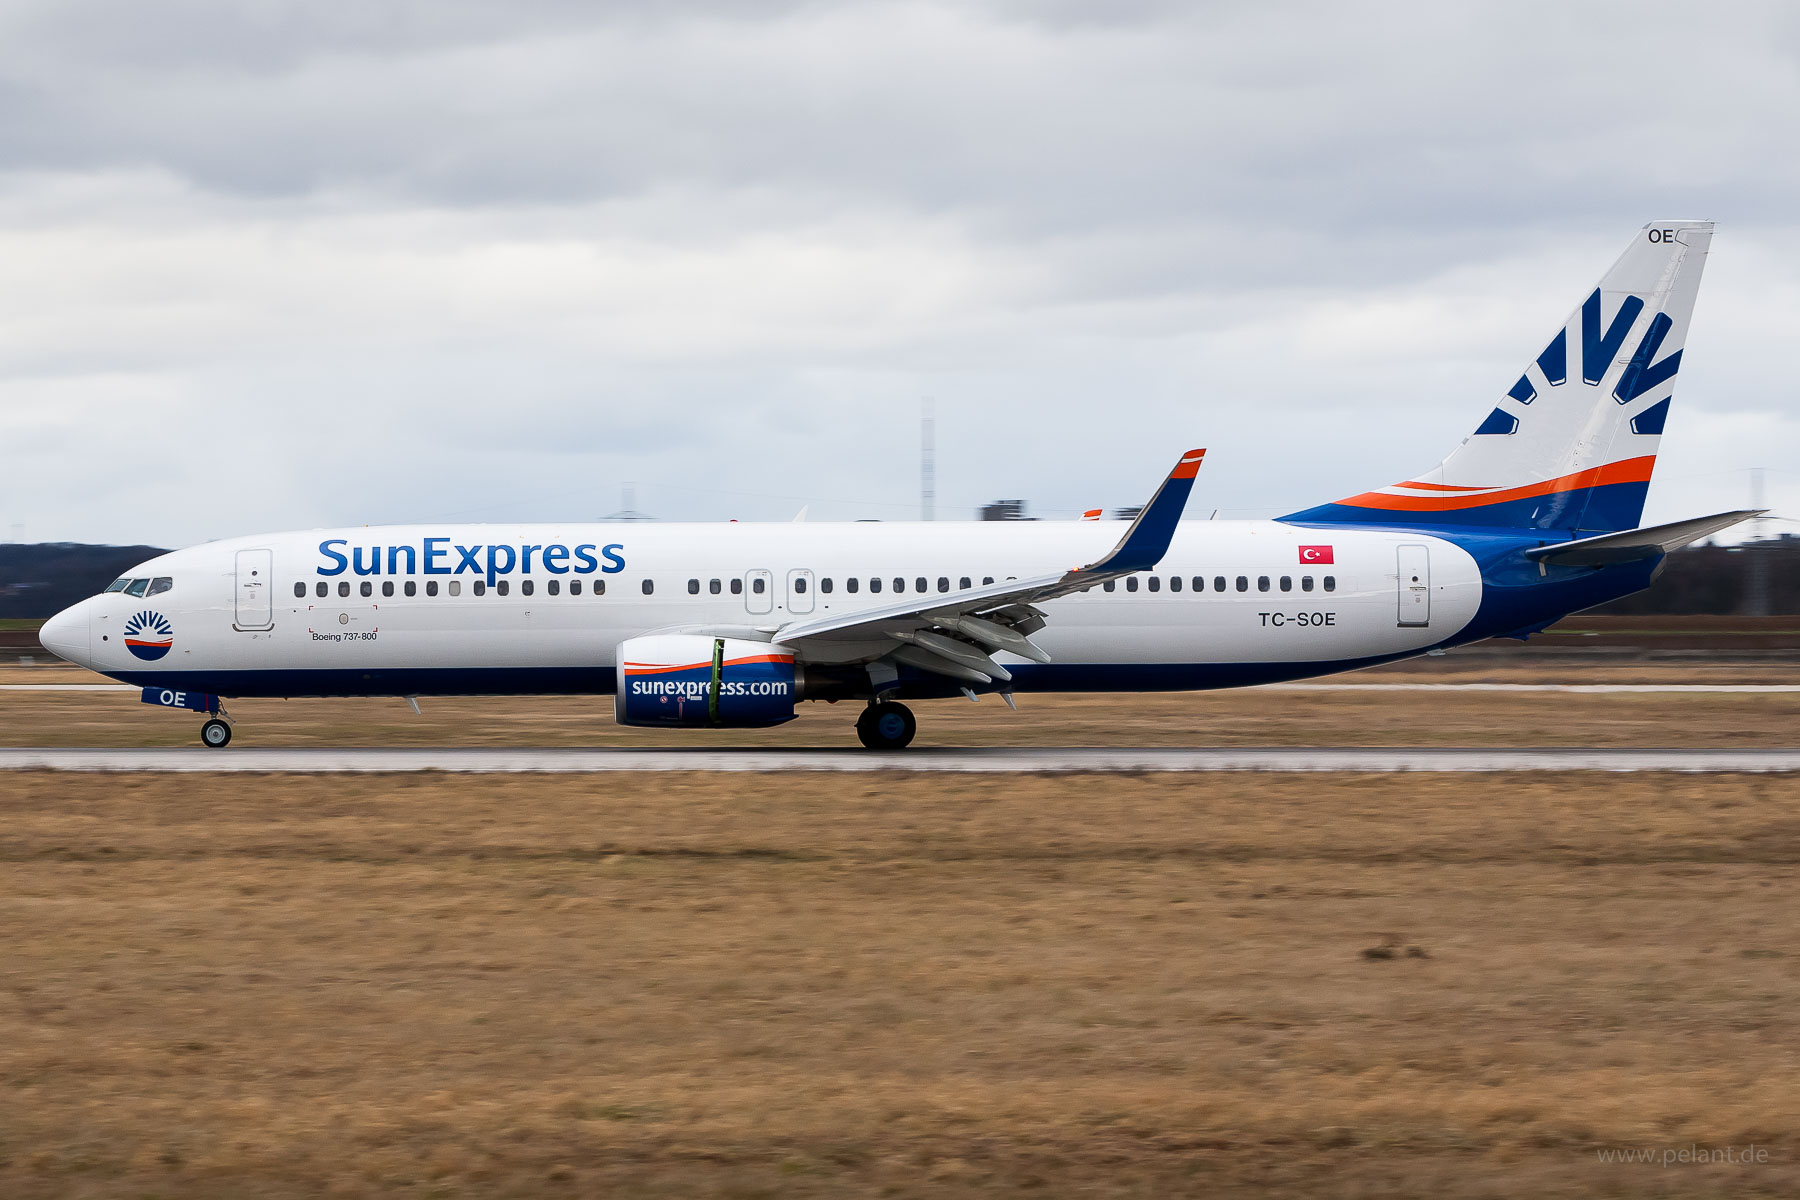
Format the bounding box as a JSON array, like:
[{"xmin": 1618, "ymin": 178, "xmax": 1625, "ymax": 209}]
[{"xmin": 110, "ymin": 657, "xmax": 1431, "ymax": 700}]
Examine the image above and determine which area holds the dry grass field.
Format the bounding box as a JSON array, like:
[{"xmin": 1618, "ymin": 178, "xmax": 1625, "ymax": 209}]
[
  {"xmin": 3, "ymin": 662, "xmax": 1800, "ymax": 750},
  {"xmin": 4, "ymin": 768, "xmax": 1800, "ymax": 1198}
]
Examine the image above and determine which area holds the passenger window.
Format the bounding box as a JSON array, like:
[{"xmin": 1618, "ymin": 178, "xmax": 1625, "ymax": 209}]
[
  {"xmin": 146, "ymin": 577, "xmax": 173, "ymax": 597},
  {"xmin": 709, "ymin": 579, "xmax": 722, "ymax": 594},
  {"xmin": 1235, "ymin": 576, "xmax": 1248, "ymax": 592},
  {"xmin": 125, "ymin": 578, "xmax": 149, "ymax": 597},
  {"xmin": 1104, "ymin": 580, "xmax": 1116, "ymax": 592},
  {"xmin": 547, "ymin": 579, "xmax": 559, "ymax": 596},
  {"xmin": 982, "ymin": 576, "xmax": 994, "ymax": 585},
  {"xmin": 752, "ymin": 577, "xmax": 765, "ymax": 595},
  {"xmin": 937, "ymin": 576, "xmax": 949, "ymax": 593},
  {"xmin": 316, "ymin": 581, "xmax": 328, "ymax": 598},
  {"xmin": 915, "ymin": 577, "xmax": 927, "ymax": 593},
  {"xmin": 405, "ymin": 580, "xmax": 417, "ymax": 597},
  {"xmin": 687, "ymin": 579, "xmax": 700, "ymax": 595},
  {"xmin": 729, "ymin": 578, "xmax": 741, "ymax": 595},
  {"xmin": 1324, "ymin": 575, "xmax": 1336, "ymax": 592},
  {"xmin": 361, "ymin": 581, "xmax": 373, "ymax": 598},
  {"xmin": 104, "ymin": 579, "xmax": 130, "ymax": 593},
  {"xmin": 1169, "ymin": 576, "xmax": 1181, "ymax": 592},
  {"xmin": 382, "ymin": 581, "xmax": 394, "ymax": 598},
  {"xmin": 593, "ymin": 579, "xmax": 605, "ymax": 596},
  {"xmin": 447, "ymin": 581, "xmax": 459, "ymax": 596},
  {"xmin": 497, "ymin": 580, "xmax": 510, "ymax": 596},
  {"xmin": 1215, "ymin": 576, "xmax": 1227, "ymax": 592},
  {"xmin": 1301, "ymin": 576, "xmax": 1313, "ymax": 592},
  {"xmin": 339, "ymin": 581, "xmax": 351, "ymax": 598},
  {"xmin": 473, "ymin": 581, "xmax": 486, "ymax": 596},
  {"xmin": 821, "ymin": 578, "xmax": 833, "ymax": 594},
  {"xmin": 846, "ymin": 577, "xmax": 859, "ymax": 593},
  {"xmin": 959, "ymin": 576, "xmax": 971, "ymax": 589},
  {"xmin": 1257, "ymin": 576, "xmax": 1270, "ymax": 592},
  {"xmin": 294, "ymin": 582, "xmax": 306, "ymax": 598},
  {"xmin": 641, "ymin": 579, "xmax": 653, "ymax": 595},
  {"xmin": 894, "ymin": 578, "xmax": 905, "ymax": 594},
  {"xmin": 1280, "ymin": 576, "xmax": 1292, "ymax": 592},
  {"xmin": 1193, "ymin": 576, "xmax": 1205, "ymax": 592},
  {"xmin": 1126, "ymin": 576, "xmax": 1139, "ymax": 592},
  {"xmin": 795, "ymin": 577, "xmax": 808, "ymax": 594},
  {"xmin": 570, "ymin": 579, "xmax": 582, "ymax": 596},
  {"xmin": 1148, "ymin": 576, "xmax": 1161, "ymax": 593},
  {"xmin": 520, "ymin": 579, "xmax": 533, "ymax": 596},
  {"xmin": 870, "ymin": 578, "xmax": 883, "ymax": 594}
]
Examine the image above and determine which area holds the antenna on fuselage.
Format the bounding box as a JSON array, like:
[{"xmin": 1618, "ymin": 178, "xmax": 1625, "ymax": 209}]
[{"xmin": 603, "ymin": 482, "xmax": 654, "ymax": 522}]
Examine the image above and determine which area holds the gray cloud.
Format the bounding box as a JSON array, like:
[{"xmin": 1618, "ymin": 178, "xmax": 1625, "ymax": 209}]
[{"xmin": 2, "ymin": 0, "xmax": 1799, "ymax": 545}]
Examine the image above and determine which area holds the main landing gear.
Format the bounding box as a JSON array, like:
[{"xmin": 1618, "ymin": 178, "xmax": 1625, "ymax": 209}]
[
  {"xmin": 200, "ymin": 717, "xmax": 232, "ymax": 749},
  {"xmin": 856, "ymin": 700, "xmax": 916, "ymax": 751}
]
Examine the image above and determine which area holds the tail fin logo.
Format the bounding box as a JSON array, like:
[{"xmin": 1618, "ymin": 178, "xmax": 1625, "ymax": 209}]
[{"xmin": 1487, "ymin": 289, "xmax": 1681, "ymax": 436}]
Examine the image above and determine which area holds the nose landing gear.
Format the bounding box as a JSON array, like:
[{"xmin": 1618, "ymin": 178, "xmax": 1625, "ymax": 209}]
[
  {"xmin": 855, "ymin": 700, "xmax": 916, "ymax": 750},
  {"xmin": 200, "ymin": 717, "xmax": 233, "ymax": 749}
]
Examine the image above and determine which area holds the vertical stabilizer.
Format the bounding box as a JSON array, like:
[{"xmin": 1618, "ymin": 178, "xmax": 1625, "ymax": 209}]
[{"xmin": 1286, "ymin": 221, "xmax": 1712, "ymax": 532}]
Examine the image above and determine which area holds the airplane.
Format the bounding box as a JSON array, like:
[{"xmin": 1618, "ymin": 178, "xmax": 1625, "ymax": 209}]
[{"xmin": 40, "ymin": 220, "xmax": 1757, "ymax": 750}]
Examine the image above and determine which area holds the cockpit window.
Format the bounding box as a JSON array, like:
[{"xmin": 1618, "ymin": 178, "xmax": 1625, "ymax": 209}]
[
  {"xmin": 104, "ymin": 578, "xmax": 131, "ymax": 593},
  {"xmin": 124, "ymin": 578, "xmax": 150, "ymax": 598},
  {"xmin": 145, "ymin": 577, "xmax": 173, "ymax": 598}
]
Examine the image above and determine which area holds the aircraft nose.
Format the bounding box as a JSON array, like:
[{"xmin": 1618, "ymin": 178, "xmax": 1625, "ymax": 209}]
[{"xmin": 39, "ymin": 600, "xmax": 91, "ymax": 666}]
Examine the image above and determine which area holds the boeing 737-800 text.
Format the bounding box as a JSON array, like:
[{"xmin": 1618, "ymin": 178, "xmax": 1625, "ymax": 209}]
[{"xmin": 41, "ymin": 221, "xmax": 1754, "ymax": 749}]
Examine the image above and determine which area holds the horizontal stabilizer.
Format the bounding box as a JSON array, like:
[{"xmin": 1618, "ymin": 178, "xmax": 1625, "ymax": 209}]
[{"xmin": 1525, "ymin": 509, "xmax": 1764, "ymax": 566}]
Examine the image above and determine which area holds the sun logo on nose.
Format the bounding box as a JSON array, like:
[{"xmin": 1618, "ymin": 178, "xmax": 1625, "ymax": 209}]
[{"xmin": 123, "ymin": 610, "xmax": 174, "ymax": 661}]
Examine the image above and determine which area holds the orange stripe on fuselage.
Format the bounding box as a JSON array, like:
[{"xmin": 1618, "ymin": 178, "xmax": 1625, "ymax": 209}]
[
  {"xmin": 1340, "ymin": 456, "xmax": 1656, "ymax": 512},
  {"xmin": 624, "ymin": 654, "xmax": 794, "ymax": 675}
]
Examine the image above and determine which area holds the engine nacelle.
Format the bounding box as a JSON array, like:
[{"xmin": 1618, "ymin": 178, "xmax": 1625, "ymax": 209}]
[{"xmin": 615, "ymin": 635, "xmax": 799, "ymax": 728}]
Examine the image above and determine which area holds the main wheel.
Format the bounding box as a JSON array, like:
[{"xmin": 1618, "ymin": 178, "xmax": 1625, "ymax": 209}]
[
  {"xmin": 200, "ymin": 719, "xmax": 232, "ymax": 749},
  {"xmin": 856, "ymin": 701, "xmax": 916, "ymax": 750}
]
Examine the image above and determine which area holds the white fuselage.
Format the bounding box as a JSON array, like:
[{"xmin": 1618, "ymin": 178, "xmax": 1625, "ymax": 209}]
[{"xmin": 48, "ymin": 519, "xmax": 1481, "ymax": 695}]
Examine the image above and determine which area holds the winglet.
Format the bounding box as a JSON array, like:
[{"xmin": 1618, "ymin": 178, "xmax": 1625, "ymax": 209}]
[{"xmin": 1080, "ymin": 449, "xmax": 1205, "ymax": 574}]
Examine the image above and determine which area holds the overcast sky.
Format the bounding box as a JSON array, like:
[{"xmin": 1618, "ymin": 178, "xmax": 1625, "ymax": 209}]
[{"xmin": 4, "ymin": 0, "xmax": 1799, "ymax": 546}]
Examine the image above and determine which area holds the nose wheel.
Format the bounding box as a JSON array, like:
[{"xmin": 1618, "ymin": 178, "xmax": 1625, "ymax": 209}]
[
  {"xmin": 856, "ymin": 701, "xmax": 916, "ymax": 750},
  {"xmin": 200, "ymin": 718, "xmax": 233, "ymax": 749}
]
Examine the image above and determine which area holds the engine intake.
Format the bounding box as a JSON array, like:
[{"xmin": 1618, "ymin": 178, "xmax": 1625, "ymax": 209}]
[{"xmin": 615, "ymin": 635, "xmax": 799, "ymax": 728}]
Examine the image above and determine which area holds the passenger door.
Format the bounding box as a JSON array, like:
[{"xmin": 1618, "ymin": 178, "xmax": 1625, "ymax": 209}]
[
  {"xmin": 786, "ymin": 568, "xmax": 815, "ymax": 615},
  {"xmin": 1396, "ymin": 544, "xmax": 1430, "ymax": 627},
  {"xmin": 234, "ymin": 549, "xmax": 274, "ymax": 630},
  {"xmin": 744, "ymin": 569, "xmax": 773, "ymax": 615}
]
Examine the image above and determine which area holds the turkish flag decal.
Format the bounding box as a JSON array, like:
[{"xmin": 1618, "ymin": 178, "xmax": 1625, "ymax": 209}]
[{"xmin": 1298, "ymin": 545, "xmax": 1335, "ymax": 564}]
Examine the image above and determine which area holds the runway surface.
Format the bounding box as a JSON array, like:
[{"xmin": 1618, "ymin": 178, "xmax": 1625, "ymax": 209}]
[
  {"xmin": 9, "ymin": 682, "xmax": 1800, "ymax": 694},
  {"xmin": 5, "ymin": 747, "xmax": 1800, "ymax": 773}
]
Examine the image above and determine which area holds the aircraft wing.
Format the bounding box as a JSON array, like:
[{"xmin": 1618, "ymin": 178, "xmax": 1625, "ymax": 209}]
[{"xmin": 770, "ymin": 449, "xmax": 1205, "ymax": 684}]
